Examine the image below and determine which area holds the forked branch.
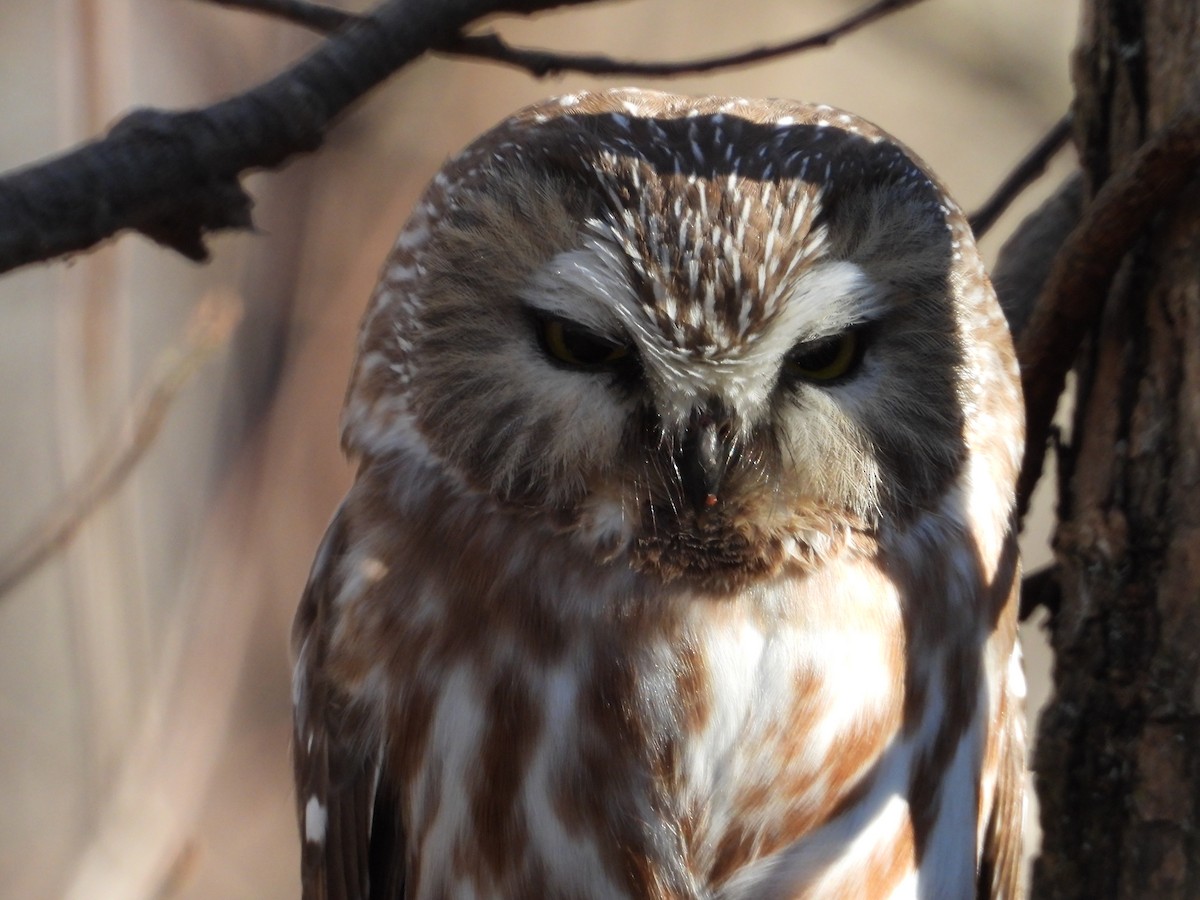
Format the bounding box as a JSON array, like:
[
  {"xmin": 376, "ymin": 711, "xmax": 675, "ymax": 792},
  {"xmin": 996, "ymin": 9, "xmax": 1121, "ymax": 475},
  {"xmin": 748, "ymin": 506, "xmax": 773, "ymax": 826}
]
[{"xmin": 0, "ymin": 0, "xmax": 598, "ymax": 275}]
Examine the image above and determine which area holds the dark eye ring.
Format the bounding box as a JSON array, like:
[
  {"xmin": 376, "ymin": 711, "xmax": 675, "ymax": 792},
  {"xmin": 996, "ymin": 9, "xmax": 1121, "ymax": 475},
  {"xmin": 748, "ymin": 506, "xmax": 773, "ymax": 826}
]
[
  {"xmin": 784, "ymin": 329, "xmax": 865, "ymax": 382},
  {"xmin": 538, "ymin": 317, "xmax": 632, "ymax": 369}
]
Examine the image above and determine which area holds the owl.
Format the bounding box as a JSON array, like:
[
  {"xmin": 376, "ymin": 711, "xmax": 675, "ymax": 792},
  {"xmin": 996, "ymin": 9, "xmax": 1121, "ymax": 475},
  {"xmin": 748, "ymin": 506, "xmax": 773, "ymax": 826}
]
[{"xmin": 292, "ymin": 89, "xmax": 1026, "ymax": 899}]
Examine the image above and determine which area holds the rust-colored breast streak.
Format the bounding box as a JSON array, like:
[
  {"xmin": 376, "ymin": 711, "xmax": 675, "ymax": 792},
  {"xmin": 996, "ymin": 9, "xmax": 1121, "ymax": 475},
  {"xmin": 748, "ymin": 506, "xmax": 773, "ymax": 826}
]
[{"xmin": 312, "ymin": 473, "xmax": 1014, "ymax": 899}]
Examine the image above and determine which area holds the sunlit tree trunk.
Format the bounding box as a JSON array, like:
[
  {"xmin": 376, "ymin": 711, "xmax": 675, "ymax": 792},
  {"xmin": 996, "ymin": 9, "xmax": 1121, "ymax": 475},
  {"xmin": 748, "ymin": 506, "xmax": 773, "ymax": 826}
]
[{"xmin": 1033, "ymin": 1, "xmax": 1200, "ymax": 896}]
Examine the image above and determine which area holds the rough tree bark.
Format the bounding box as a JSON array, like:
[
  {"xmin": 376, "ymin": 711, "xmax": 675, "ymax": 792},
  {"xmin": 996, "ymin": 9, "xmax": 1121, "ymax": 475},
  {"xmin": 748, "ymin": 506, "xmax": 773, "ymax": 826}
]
[{"xmin": 1033, "ymin": 1, "xmax": 1200, "ymax": 897}]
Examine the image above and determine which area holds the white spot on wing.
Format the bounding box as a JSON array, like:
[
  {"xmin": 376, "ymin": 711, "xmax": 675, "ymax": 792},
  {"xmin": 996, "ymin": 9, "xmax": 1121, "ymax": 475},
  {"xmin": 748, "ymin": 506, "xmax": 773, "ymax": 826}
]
[
  {"xmin": 305, "ymin": 795, "xmax": 328, "ymax": 844},
  {"xmin": 1008, "ymin": 644, "xmax": 1027, "ymax": 700},
  {"xmin": 292, "ymin": 638, "xmax": 309, "ymax": 719}
]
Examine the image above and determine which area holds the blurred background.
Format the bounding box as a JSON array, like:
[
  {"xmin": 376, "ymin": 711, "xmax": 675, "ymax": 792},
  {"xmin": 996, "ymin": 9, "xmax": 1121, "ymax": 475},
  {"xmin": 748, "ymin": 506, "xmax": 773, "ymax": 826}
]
[{"xmin": 0, "ymin": 1, "xmax": 1075, "ymax": 896}]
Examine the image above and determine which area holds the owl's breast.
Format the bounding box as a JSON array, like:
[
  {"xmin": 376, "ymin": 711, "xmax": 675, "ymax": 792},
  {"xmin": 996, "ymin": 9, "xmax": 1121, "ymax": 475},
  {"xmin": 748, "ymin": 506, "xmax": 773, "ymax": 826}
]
[
  {"xmin": 660, "ymin": 576, "xmax": 919, "ymax": 896},
  {"xmin": 388, "ymin": 559, "xmax": 967, "ymax": 899}
]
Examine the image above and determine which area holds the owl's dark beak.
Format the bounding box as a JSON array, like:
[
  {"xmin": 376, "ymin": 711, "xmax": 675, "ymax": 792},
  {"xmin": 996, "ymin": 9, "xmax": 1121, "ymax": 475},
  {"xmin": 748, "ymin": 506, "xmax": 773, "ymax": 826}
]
[{"xmin": 679, "ymin": 404, "xmax": 735, "ymax": 514}]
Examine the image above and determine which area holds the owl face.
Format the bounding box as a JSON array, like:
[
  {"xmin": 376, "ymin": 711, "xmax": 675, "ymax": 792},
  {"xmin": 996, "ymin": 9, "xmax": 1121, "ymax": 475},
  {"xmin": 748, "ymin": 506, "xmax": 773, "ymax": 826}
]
[{"xmin": 346, "ymin": 91, "xmax": 979, "ymax": 585}]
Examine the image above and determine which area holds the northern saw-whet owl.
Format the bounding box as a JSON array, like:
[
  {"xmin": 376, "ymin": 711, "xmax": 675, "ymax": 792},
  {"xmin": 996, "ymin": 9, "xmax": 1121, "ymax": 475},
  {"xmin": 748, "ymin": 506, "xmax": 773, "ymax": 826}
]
[{"xmin": 292, "ymin": 88, "xmax": 1026, "ymax": 899}]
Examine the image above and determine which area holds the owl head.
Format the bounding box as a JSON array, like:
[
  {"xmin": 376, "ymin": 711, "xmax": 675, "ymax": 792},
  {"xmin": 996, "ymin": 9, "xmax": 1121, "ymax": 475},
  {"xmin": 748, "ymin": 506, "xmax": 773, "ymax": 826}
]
[{"xmin": 341, "ymin": 89, "xmax": 1012, "ymax": 586}]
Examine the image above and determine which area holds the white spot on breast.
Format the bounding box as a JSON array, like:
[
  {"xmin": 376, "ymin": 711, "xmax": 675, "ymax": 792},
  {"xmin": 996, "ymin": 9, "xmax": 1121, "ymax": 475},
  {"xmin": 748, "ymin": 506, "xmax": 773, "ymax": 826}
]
[
  {"xmin": 415, "ymin": 664, "xmax": 488, "ymax": 872},
  {"xmin": 305, "ymin": 795, "xmax": 327, "ymax": 844},
  {"xmin": 517, "ymin": 661, "xmax": 626, "ymax": 897},
  {"xmin": 913, "ymin": 720, "xmax": 984, "ymax": 895},
  {"xmin": 334, "ymin": 549, "xmax": 391, "ymax": 608}
]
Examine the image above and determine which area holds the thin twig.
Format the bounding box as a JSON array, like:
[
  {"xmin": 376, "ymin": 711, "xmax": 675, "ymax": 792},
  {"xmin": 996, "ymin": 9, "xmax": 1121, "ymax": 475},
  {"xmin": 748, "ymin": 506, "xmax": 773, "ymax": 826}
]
[
  {"xmin": 0, "ymin": 294, "xmax": 243, "ymax": 600},
  {"xmin": 991, "ymin": 173, "xmax": 1084, "ymax": 341},
  {"xmin": 442, "ymin": 0, "xmax": 929, "ymax": 77},
  {"xmin": 969, "ymin": 113, "xmax": 1073, "ymax": 238},
  {"xmin": 199, "ymin": 0, "xmax": 356, "ymax": 33},
  {"xmin": 1015, "ymin": 103, "xmax": 1200, "ymax": 517}
]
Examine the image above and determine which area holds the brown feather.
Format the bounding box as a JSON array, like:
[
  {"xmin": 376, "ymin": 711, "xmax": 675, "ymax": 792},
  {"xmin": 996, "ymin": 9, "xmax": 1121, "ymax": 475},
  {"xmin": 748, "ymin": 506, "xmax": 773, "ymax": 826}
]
[{"xmin": 293, "ymin": 506, "xmax": 406, "ymax": 899}]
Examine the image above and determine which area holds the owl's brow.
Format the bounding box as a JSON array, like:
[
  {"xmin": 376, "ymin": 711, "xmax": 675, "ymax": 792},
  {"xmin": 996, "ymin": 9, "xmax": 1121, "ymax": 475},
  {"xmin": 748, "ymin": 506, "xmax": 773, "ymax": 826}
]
[{"xmin": 518, "ymin": 241, "xmax": 636, "ymax": 336}]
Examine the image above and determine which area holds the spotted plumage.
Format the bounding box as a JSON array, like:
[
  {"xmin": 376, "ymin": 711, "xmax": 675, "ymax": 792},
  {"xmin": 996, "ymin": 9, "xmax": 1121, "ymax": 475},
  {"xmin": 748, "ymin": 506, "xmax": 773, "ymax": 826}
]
[{"xmin": 293, "ymin": 88, "xmax": 1025, "ymax": 899}]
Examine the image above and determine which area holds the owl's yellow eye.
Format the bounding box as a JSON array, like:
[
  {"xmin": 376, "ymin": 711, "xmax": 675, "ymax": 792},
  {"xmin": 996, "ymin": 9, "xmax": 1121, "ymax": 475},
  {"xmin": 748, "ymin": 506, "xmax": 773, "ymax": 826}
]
[
  {"xmin": 540, "ymin": 318, "xmax": 632, "ymax": 368},
  {"xmin": 785, "ymin": 330, "xmax": 862, "ymax": 382}
]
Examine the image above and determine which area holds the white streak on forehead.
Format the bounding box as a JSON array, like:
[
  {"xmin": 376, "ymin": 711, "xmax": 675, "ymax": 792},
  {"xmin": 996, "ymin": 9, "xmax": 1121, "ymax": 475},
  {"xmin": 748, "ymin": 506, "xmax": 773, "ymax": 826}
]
[
  {"xmin": 524, "ymin": 228, "xmax": 883, "ymax": 424},
  {"xmin": 658, "ymin": 260, "xmax": 884, "ymax": 423}
]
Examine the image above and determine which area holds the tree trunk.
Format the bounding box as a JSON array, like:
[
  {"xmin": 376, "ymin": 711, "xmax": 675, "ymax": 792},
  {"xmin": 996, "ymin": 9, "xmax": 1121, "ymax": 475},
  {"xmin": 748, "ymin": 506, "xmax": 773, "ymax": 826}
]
[{"xmin": 1033, "ymin": 1, "xmax": 1200, "ymax": 897}]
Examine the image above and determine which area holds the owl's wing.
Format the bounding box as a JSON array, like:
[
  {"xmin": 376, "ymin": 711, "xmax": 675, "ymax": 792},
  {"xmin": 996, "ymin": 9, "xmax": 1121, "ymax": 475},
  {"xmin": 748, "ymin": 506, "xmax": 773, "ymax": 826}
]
[
  {"xmin": 976, "ymin": 659, "xmax": 1026, "ymax": 899},
  {"xmin": 293, "ymin": 506, "xmax": 406, "ymax": 900}
]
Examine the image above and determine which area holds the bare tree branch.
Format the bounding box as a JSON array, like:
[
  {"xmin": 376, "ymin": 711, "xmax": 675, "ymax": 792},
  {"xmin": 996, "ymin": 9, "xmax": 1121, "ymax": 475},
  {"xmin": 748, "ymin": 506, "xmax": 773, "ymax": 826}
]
[
  {"xmin": 0, "ymin": 294, "xmax": 242, "ymax": 601},
  {"xmin": 1020, "ymin": 565, "xmax": 1060, "ymax": 621},
  {"xmin": 968, "ymin": 113, "xmax": 1073, "ymax": 238},
  {"xmin": 991, "ymin": 172, "xmax": 1084, "ymax": 341},
  {"xmin": 0, "ymin": 0, "xmax": 935, "ymax": 275},
  {"xmin": 0, "ymin": 0, "xmax": 599, "ymax": 275},
  {"xmin": 1015, "ymin": 102, "xmax": 1200, "ymax": 516}
]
